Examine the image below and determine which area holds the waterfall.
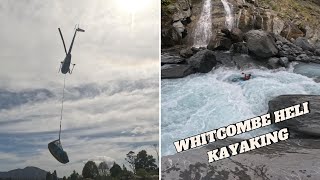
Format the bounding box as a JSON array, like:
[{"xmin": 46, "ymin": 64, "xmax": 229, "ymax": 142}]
[
  {"xmin": 236, "ymin": 8, "xmax": 242, "ymax": 28},
  {"xmin": 221, "ymin": 0, "xmax": 235, "ymax": 30},
  {"xmin": 193, "ymin": 0, "xmax": 212, "ymax": 48}
]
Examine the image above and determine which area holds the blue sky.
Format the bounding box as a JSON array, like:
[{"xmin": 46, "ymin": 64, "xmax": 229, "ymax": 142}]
[{"xmin": 0, "ymin": 0, "xmax": 159, "ymax": 177}]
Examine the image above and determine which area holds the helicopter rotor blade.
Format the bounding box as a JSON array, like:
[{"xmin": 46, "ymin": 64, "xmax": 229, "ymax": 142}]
[{"xmin": 58, "ymin": 28, "xmax": 67, "ymax": 55}]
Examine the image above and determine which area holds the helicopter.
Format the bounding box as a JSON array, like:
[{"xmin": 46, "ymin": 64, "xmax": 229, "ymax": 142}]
[
  {"xmin": 48, "ymin": 25, "xmax": 85, "ymax": 164},
  {"xmin": 58, "ymin": 25, "xmax": 85, "ymax": 74}
]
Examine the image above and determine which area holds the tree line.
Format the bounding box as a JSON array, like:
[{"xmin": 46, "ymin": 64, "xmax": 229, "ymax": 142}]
[{"xmin": 46, "ymin": 149, "xmax": 158, "ymax": 180}]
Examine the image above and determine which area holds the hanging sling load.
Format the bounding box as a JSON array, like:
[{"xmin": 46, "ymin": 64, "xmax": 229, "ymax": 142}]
[{"xmin": 48, "ymin": 25, "xmax": 85, "ymax": 164}]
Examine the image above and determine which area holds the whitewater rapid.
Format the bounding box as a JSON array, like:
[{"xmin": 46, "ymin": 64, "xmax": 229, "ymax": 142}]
[{"xmin": 161, "ymin": 67, "xmax": 320, "ymax": 156}]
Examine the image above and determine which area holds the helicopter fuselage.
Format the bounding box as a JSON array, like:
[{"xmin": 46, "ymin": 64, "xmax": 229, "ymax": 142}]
[
  {"xmin": 61, "ymin": 54, "xmax": 72, "ymax": 74},
  {"xmin": 58, "ymin": 26, "xmax": 84, "ymax": 75}
]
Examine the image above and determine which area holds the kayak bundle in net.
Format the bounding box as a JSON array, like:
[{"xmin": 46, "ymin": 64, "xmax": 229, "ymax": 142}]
[{"xmin": 48, "ymin": 139, "xmax": 69, "ymax": 164}]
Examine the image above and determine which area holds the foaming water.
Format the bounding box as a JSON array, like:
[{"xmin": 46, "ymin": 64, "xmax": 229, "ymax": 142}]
[
  {"xmin": 161, "ymin": 67, "xmax": 320, "ymax": 156},
  {"xmin": 221, "ymin": 0, "xmax": 234, "ymax": 30},
  {"xmin": 193, "ymin": 0, "xmax": 212, "ymax": 48}
]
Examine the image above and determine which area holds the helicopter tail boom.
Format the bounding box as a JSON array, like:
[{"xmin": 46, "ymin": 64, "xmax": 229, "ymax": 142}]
[{"xmin": 58, "ymin": 28, "xmax": 67, "ymax": 55}]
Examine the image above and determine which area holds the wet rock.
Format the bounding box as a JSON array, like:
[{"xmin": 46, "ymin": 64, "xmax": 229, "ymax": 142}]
[
  {"xmin": 179, "ymin": 48, "xmax": 194, "ymax": 58},
  {"xmin": 245, "ymin": 30, "xmax": 278, "ymax": 58},
  {"xmin": 294, "ymin": 37, "xmax": 315, "ymax": 52},
  {"xmin": 233, "ymin": 54, "xmax": 267, "ymax": 69},
  {"xmin": 232, "ymin": 42, "xmax": 249, "ymax": 54},
  {"xmin": 295, "ymin": 54, "xmax": 310, "ymax": 63},
  {"xmin": 172, "ymin": 21, "xmax": 186, "ymax": 38},
  {"xmin": 221, "ymin": 28, "xmax": 231, "ymax": 37},
  {"xmin": 161, "ymin": 64, "xmax": 195, "ymax": 79},
  {"xmin": 268, "ymin": 57, "xmax": 281, "ymax": 69},
  {"xmin": 187, "ymin": 50, "xmax": 217, "ymax": 73},
  {"xmin": 230, "ymin": 28, "xmax": 244, "ymax": 42},
  {"xmin": 213, "ymin": 51, "xmax": 234, "ymax": 67},
  {"xmin": 279, "ymin": 57, "xmax": 289, "ymax": 68},
  {"xmin": 207, "ymin": 36, "xmax": 233, "ymax": 51},
  {"xmin": 269, "ymin": 95, "xmax": 320, "ymax": 137},
  {"xmin": 315, "ymin": 49, "xmax": 320, "ymax": 56},
  {"xmin": 161, "ymin": 27, "xmax": 182, "ymax": 48},
  {"xmin": 190, "ymin": 47, "xmax": 201, "ymax": 53},
  {"xmin": 161, "ymin": 53, "xmax": 186, "ymax": 65}
]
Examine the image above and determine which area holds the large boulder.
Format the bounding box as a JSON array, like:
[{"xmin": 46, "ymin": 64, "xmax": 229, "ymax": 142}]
[
  {"xmin": 161, "ymin": 64, "xmax": 195, "ymax": 79},
  {"xmin": 161, "ymin": 27, "xmax": 182, "ymax": 48},
  {"xmin": 231, "ymin": 42, "xmax": 249, "ymax": 54},
  {"xmin": 294, "ymin": 37, "xmax": 315, "ymax": 52},
  {"xmin": 179, "ymin": 48, "xmax": 194, "ymax": 58},
  {"xmin": 230, "ymin": 28, "xmax": 244, "ymax": 42},
  {"xmin": 207, "ymin": 36, "xmax": 233, "ymax": 51},
  {"xmin": 267, "ymin": 57, "xmax": 281, "ymax": 69},
  {"xmin": 279, "ymin": 57, "xmax": 289, "ymax": 68},
  {"xmin": 233, "ymin": 54, "xmax": 267, "ymax": 69},
  {"xmin": 187, "ymin": 50, "xmax": 217, "ymax": 73},
  {"xmin": 268, "ymin": 95, "xmax": 320, "ymax": 137},
  {"xmin": 161, "ymin": 53, "xmax": 186, "ymax": 65},
  {"xmin": 213, "ymin": 51, "xmax": 234, "ymax": 67},
  {"xmin": 221, "ymin": 28, "xmax": 231, "ymax": 37},
  {"xmin": 315, "ymin": 49, "xmax": 320, "ymax": 56},
  {"xmin": 295, "ymin": 54, "xmax": 311, "ymax": 63},
  {"xmin": 245, "ymin": 30, "xmax": 278, "ymax": 58}
]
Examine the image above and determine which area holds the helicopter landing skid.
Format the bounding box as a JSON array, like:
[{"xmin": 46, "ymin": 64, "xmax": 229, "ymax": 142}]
[
  {"xmin": 69, "ymin": 64, "xmax": 76, "ymax": 74},
  {"xmin": 58, "ymin": 62, "xmax": 63, "ymax": 73}
]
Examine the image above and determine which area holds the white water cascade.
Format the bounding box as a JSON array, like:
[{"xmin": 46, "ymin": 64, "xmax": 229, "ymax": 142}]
[
  {"xmin": 236, "ymin": 9, "xmax": 242, "ymax": 28},
  {"xmin": 221, "ymin": 0, "xmax": 235, "ymax": 30},
  {"xmin": 193, "ymin": 0, "xmax": 212, "ymax": 48},
  {"xmin": 161, "ymin": 66, "xmax": 320, "ymax": 156}
]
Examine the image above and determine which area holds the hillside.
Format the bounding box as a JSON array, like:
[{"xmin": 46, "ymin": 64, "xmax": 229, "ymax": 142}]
[
  {"xmin": 258, "ymin": 0, "xmax": 320, "ymax": 28},
  {"xmin": 0, "ymin": 167, "xmax": 48, "ymax": 180}
]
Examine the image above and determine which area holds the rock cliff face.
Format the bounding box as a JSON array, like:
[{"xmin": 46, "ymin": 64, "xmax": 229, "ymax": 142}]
[{"xmin": 162, "ymin": 0, "xmax": 320, "ymax": 48}]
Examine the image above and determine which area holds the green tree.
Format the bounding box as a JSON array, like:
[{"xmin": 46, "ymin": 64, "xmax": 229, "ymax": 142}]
[
  {"xmin": 135, "ymin": 150, "xmax": 157, "ymax": 173},
  {"xmin": 98, "ymin": 161, "xmax": 109, "ymax": 176},
  {"xmin": 82, "ymin": 161, "xmax": 99, "ymax": 179},
  {"xmin": 120, "ymin": 164, "xmax": 134, "ymax": 180},
  {"xmin": 136, "ymin": 168, "xmax": 148, "ymax": 179},
  {"xmin": 109, "ymin": 162, "xmax": 122, "ymax": 178},
  {"xmin": 46, "ymin": 172, "xmax": 53, "ymax": 180},
  {"xmin": 69, "ymin": 170, "xmax": 80, "ymax": 180},
  {"xmin": 62, "ymin": 176, "xmax": 67, "ymax": 180},
  {"xmin": 125, "ymin": 151, "xmax": 137, "ymax": 173},
  {"xmin": 52, "ymin": 170, "xmax": 58, "ymax": 180}
]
